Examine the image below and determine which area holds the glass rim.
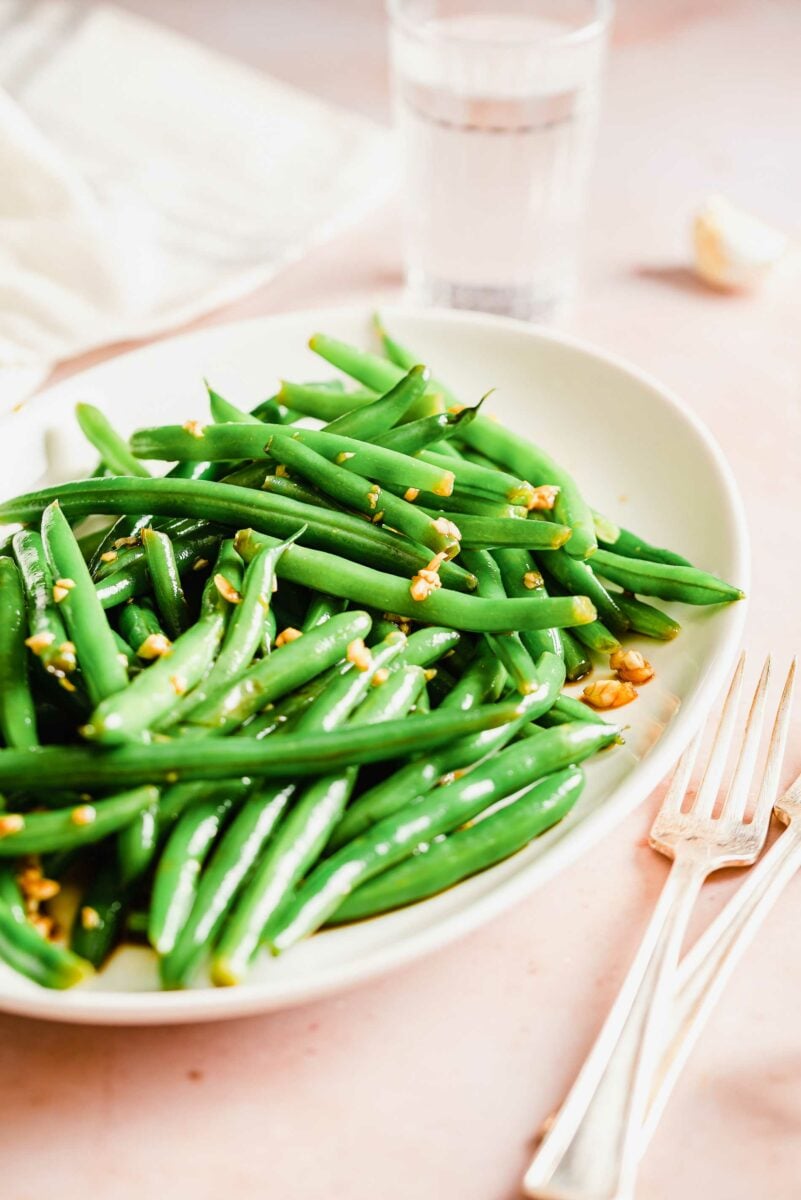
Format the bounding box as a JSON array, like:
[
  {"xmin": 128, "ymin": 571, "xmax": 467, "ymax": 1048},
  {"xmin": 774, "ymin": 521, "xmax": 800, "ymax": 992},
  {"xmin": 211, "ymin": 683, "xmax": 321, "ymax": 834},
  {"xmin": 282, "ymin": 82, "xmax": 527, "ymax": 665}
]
[{"xmin": 386, "ymin": 0, "xmax": 614, "ymax": 48}]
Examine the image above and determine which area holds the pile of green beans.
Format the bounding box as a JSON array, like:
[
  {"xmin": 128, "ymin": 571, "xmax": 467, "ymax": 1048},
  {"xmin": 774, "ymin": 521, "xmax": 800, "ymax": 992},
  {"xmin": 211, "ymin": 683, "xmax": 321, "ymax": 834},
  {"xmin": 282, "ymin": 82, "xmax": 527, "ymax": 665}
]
[{"xmin": 0, "ymin": 320, "xmax": 743, "ymax": 992}]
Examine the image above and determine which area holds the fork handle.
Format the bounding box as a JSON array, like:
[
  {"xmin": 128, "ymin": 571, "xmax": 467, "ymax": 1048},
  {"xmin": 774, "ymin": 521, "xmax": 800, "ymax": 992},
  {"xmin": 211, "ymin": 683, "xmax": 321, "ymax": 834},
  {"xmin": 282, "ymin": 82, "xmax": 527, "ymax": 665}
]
[
  {"xmin": 642, "ymin": 821, "xmax": 801, "ymax": 1147},
  {"xmin": 523, "ymin": 856, "xmax": 706, "ymax": 1200}
]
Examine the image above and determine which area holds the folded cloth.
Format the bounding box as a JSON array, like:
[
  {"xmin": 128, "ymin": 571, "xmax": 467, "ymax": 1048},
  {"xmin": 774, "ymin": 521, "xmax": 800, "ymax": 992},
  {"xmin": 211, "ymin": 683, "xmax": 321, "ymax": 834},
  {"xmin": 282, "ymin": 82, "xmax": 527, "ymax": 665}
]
[{"xmin": 0, "ymin": 2, "xmax": 392, "ymax": 410}]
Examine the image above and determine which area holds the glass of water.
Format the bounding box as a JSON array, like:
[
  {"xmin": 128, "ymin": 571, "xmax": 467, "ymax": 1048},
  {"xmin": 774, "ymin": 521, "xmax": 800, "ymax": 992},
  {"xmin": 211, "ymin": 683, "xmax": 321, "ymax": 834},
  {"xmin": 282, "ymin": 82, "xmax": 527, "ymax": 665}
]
[{"xmin": 388, "ymin": 0, "xmax": 613, "ymax": 321}]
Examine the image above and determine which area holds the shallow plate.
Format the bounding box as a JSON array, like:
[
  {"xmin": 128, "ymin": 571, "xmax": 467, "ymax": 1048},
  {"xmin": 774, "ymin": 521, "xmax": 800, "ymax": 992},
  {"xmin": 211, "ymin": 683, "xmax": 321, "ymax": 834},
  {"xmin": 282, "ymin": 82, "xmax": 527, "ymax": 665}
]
[{"xmin": 0, "ymin": 306, "xmax": 748, "ymax": 1024}]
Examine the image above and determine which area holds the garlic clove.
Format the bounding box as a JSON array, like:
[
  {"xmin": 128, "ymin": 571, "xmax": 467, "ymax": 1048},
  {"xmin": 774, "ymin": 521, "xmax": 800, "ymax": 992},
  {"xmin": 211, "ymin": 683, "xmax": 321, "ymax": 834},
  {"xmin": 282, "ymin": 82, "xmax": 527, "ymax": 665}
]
[{"xmin": 692, "ymin": 195, "xmax": 788, "ymax": 292}]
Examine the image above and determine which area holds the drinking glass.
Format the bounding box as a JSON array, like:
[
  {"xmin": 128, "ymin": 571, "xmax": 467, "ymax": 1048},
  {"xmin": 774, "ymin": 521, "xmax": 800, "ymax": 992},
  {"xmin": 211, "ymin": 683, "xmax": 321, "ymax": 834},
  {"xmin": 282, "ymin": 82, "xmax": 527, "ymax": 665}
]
[{"xmin": 387, "ymin": 0, "xmax": 613, "ymax": 320}]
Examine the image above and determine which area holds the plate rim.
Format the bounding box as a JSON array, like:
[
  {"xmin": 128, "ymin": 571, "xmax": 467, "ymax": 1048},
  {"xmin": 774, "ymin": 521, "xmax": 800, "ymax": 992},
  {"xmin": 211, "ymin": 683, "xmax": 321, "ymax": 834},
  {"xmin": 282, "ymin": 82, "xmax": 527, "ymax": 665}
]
[{"xmin": 0, "ymin": 303, "xmax": 749, "ymax": 1024}]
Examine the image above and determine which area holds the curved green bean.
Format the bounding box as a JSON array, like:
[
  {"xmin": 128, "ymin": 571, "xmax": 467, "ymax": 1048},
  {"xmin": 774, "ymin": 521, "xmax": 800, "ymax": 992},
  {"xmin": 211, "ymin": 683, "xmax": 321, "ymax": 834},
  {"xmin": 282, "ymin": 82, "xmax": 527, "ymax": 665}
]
[
  {"xmin": 598, "ymin": 523, "xmax": 693, "ymax": 568},
  {"xmin": 325, "ymin": 365, "xmax": 429, "ymax": 438},
  {"xmin": 612, "ymin": 592, "xmax": 681, "ymax": 640},
  {"xmin": 75, "ymin": 403, "xmax": 151, "ymax": 478},
  {"xmin": 11, "ymin": 529, "xmax": 74, "ymax": 677},
  {"xmin": 591, "ymin": 549, "xmax": 744, "ymax": 606},
  {"xmin": 0, "ymin": 558, "xmax": 38, "ymax": 748}
]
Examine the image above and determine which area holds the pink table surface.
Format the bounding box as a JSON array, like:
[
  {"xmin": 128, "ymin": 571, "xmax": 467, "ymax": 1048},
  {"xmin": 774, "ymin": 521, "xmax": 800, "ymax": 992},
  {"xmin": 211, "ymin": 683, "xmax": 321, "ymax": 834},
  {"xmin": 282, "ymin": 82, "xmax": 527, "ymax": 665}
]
[{"xmin": 3, "ymin": 2, "xmax": 801, "ymax": 1197}]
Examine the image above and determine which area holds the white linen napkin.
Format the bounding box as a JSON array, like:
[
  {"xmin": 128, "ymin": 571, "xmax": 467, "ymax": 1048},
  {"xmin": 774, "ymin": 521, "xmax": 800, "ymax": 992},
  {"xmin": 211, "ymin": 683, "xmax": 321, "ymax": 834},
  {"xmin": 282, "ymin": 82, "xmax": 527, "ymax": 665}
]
[{"xmin": 0, "ymin": 2, "xmax": 393, "ymax": 410}]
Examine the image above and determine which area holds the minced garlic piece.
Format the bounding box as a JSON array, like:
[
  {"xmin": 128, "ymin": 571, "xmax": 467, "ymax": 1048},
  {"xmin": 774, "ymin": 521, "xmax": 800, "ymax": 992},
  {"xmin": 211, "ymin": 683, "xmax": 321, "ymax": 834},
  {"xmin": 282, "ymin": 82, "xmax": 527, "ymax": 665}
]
[
  {"xmin": 431, "ymin": 474, "xmax": 455, "ymax": 498},
  {"xmin": 214, "ymin": 574, "xmax": 242, "ymax": 604},
  {"xmin": 170, "ymin": 674, "xmax": 188, "ymax": 695},
  {"xmin": 192, "ymin": 557, "xmax": 210, "ymax": 572},
  {"xmin": 70, "ymin": 805, "xmax": 97, "ymax": 827},
  {"xmin": 582, "ymin": 679, "xmax": 637, "ymax": 710},
  {"xmin": 114, "ymin": 536, "xmax": 139, "ymax": 549},
  {"xmin": 275, "ymin": 463, "xmax": 290, "ymax": 478},
  {"xmin": 0, "ymin": 815, "xmax": 24, "ymax": 838},
  {"xmin": 59, "ymin": 677, "xmax": 77, "ymax": 693},
  {"xmin": 53, "ymin": 578, "xmax": 76, "ymax": 603},
  {"xmin": 346, "ymin": 638, "xmax": 373, "ymax": 672},
  {"xmin": 17, "ymin": 868, "xmax": 60, "ymax": 902},
  {"xmin": 432, "ymin": 517, "xmax": 461, "ymax": 542},
  {"xmin": 371, "ymin": 668, "xmax": 390, "ymax": 686},
  {"xmin": 100, "ymin": 550, "xmax": 118, "ymax": 564},
  {"xmin": 81, "ymin": 906, "xmax": 102, "ymax": 931},
  {"xmin": 138, "ymin": 633, "xmax": 172, "ymax": 660},
  {"xmin": 528, "ymin": 485, "xmax": 560, "ymax": 512},
  {"xmin": 366, "ymin": 485, "xmax": 380, "ymax": 510},
  {"xmin": 523, "ymin": 570, "xmax": 543, "ymax": 590},
  {"xmin": 275, "ymin": 627, "xmax": 303, "ymax": 648},
  {"xmin": 409, "ymin": 552, "xmax": 448, "ymax": 603},
  {"xmin": 610, "ymin": 648, "xmax": 654, "ymax": 685},
  {"xmin": 183, "ymin": 419, "xmax": 206, "ymax": 438},
  {"xmin": 25, "ymin": 632, "xmax": 55, "ymax": 656},
  {"xmin": 404, "ymin": 488, "xmax": 420, "ymax": 503}
]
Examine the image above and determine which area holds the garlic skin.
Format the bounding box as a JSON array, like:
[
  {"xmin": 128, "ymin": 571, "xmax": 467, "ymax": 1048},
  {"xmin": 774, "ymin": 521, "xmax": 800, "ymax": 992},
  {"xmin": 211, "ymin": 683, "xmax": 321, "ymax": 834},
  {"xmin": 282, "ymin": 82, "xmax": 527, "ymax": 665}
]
[{"xmin": 692, "ymin": 195, "xmax": 787, "ymax": 292}]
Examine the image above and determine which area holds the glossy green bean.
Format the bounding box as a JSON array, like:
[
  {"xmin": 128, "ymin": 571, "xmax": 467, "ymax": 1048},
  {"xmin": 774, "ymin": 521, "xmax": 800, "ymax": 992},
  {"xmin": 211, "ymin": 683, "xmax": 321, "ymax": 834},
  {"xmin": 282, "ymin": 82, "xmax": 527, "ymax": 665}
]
[
  {"xmin": 454, "ymin": 514, "xmax": 572, "ymax": 551},
  {"xmin": 96, "ymin": 530, "xmax": 223, "ymax": 610},
  {"xmin": 611, "ymin": 592, "xmax": 681, "ymax": 640},
  {"xmin": 117, "ymin": 600, "xmax": 165, "ymax": 657},
  {"xmin": 570, "ymin": 620, "xmax": 621, "ymax": 655},
  {"xmin": 11, "ymin": 529, "xmax": 75, "ymax": 677},
  {"xmin": 75, "ymin": 403, "xmax": 151, "ymax": 478},
  {"xmin": 277, "ymin": 379, "xmax": 376, "ymax": 420},
  {"xmin": 0, "ymin": 558, "xmax": 38, "ymax": 748},
  {"xmin": 396, "ymin": 627, "xmax": 460, "ymax": 668},
  {"xmin": 128, "ymin": 422, "xmax": 456, "ymax": 496},
  {"xmin": 598, "ymin": 524, "xmax": 693, "ymax": 568},
  {"xmin": 591, "ymin": 549, "xmax": 744, "ymax": 606},
  {"xmin": 325, "ymin": 365, "xmax": 429, "ymax": 438},
  {"xmin": 266, "ymin": 721, "xmax": 612, "ymax": 954},
  {"xmin": 0, "ymin": 786, "xmax": 158, "ymax": 855},
  {"xmin": 117, "ymin": 799, "xmax": 159, "ymax": 886},
  {"xmin": 70, "ymin": 859, "xmax": 129, "ymax": 968},
  {"xmin": 422, "ymin": 450, "xmax": 535, "ymax": 507},
  {"xmin": 330, "ymin": 767, "xmax": 584, "ymax": 924},
  {"xmin": 302, "ymin": 593, "xmax": 348, "ymax": 632},
  {"xmin": 560, "ymin": 628, "xmax": 593, "ymax": 680},
  {"xmin": 375, "ymin": 412, "xmax": 453, "ymax": 455},
  {"xmin": 308, "ymin": 333, "xmax": 443, "ymax": 420},
  {"xmin": 142, "ymin": 527, "xmax": 192, "ymax": 638},
  {"xmin": 234, "ymin": 529, "xmax": 595, "ymax": 634},
  {"xmin": 460, "ymin": 550, "xmax": 540, "ymax": 694},
  {"xmin": 265, "ymin": 430, "xmax": 459, "ymax": 557},
  {"xmin": 149, "ymin": 795, "xmax": 233, "ymax": 955},
  {"xmin": 41, "ymin": 501, "xmax": 129, "ymax": 705},
  {"xmin": 0, "ymin": 700, "xmax": 523, "ymax": 791}
]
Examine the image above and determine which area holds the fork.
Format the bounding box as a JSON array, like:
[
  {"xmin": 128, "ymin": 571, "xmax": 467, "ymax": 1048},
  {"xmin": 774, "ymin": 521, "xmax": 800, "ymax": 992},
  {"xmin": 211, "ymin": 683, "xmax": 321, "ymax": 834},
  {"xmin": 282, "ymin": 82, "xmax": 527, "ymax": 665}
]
[{"xmin": 523, "ymin": 654, "xmax": 787, "ymax": 1200}]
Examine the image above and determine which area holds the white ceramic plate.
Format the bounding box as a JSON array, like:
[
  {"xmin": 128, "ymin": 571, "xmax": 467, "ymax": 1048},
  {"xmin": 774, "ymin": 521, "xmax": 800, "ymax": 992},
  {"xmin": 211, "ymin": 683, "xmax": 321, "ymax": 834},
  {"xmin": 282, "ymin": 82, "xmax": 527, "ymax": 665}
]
[{"xmin": 0, "ymin": 306, "xmax": 748, "ymax": 1024}]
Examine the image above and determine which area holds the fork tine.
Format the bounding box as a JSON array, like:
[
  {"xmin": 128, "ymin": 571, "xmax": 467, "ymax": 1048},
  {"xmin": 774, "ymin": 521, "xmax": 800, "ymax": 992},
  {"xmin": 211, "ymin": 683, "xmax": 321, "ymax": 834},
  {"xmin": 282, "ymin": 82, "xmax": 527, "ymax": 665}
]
[
  {"xmin": 659, "ymin": 728, "xmax": 704, "ymax": 814},
  {"xmin": 719, "ymin": 656, "xmax": 772, "ymax": 824},
  {"xmin": 690, "ymin": 652, "xmax": 746, "ymax": 818},
  {"xmin": 751, "ymin": 658, "xmax": 796, "ymax": 829}
]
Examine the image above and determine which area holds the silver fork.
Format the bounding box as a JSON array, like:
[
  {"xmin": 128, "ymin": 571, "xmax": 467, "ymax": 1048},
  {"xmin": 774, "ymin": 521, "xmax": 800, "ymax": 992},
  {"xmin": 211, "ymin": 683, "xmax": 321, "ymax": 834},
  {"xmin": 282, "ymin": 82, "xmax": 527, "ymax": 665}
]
[{"xmin": 523, "ymin": 655, "xmax": 787, "ymax": 1200}]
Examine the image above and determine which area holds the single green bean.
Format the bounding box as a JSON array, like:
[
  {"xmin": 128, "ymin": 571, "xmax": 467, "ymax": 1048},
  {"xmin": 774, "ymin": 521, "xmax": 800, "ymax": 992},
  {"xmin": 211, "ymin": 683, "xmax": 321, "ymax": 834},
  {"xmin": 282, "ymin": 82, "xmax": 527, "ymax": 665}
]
[
  {"xmin": 570, "ymin": 620, "xmax": 621, "ymax": 655},
  {"xmin": 117, "ymin": 799, "xmax": 160, "ymax": 886},
  {"xmin": 0, "ymin": 558, "xmax": 38, "ymax": 748},
  {"xmin": 0, "ymin": 786, "xmax": 158, "ymax": 855},
  {"xmin": 75, "ymin": 403, "xmax": 151, "ymax": 478},
  {"xmin": 308, "ymin": 333, "xmax": 443, "ymax": 420},
  {"xmin": 422, "ymin": 450, "xmax": 535, "ymax": 507},
  {"xmin": 611, "ymin": 592, "xmax": 681, "ymax": 640},
  {"xmin": 453, "ymin": 514, "xmax": 572, "ymax": 551},
  {"xmin": 325, "ymin": 365, "xmax": 429, "ymax": 438},
  {"xmin": 149, "ymin": 795, "xmax": 233, "ymax": 955},
  {"xmin": 591, "ymin": 549, "xmax": 744, "ymax": 606},
  {"xmin": 277, "ymin": 379, "xmax": 376, "ymax": 420},
  {"xmin": 41, "ymin": 501, "xmax": 129, "ymax": 705},
  {"xmin": 492, "ymin": 547, "xmax": 564, "ymax": 661},
  {"xmin": 460, "ymin": 550, "xmax": 540, "ymax": 694},
  {"xmin": 302, "ymin": 593, "xmax": 348, "ymax": 632},
  {"xmin": 234, "ymin": 529, "xmax": 595, "ymax": 634},
  {"xmin": 599, "ymin": 523, "xmax": 693, "ymax": 568},
  {"xmin": 142, "ymin": 527, "xmax": 192, "ymax": 638},
  {"xmin": 0, "ymin": 866, "xmax": 92, "ymax": 988},
  {"xmin": 0, "ymin": 701, "xmax": 525, "ymax": 791},
  {"xmin": 536, "ymin": 548, "xmax": 629, "ymax": 635},
  {"xmin": 11, "ymin": 529, "xmax": 75, "ymax": 677},
  {"xmin": 70, "ymin": 859, "xmax": 129, "ymax": 968},
  {"xmin": 330, "ymin": 767, "xmax": 584, "ymax": 924},
  {"xmin": 117, "ymin": 600, "xmax": 166, "ymax": 657},
  {"xmin": 561, "ymin": 629, "xmax": 593, "ymax": 681}
]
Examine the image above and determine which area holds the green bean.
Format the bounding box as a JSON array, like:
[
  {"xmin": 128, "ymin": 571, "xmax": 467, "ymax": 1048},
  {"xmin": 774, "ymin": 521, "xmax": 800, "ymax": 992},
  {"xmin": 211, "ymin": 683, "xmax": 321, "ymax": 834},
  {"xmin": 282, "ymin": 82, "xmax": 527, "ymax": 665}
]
[
  {"xmin": 539, "ymin": 694, "xmax": 603, "ymax": 726},
  {"xmin": 570, "ymin": 620, "xmax": 621, "ymax": 655},
  {"xmin": 330, "ymin": 767, "xmax": 584, "ymax": 924},
  {"xmin": 41, "ymin": 501, "xmax": 129, "ymax": 705},
  {"xmin": 112, "ymin": 630, "xmax": 138, "ymax": 672},
  {"xmin": 325, "ymin": 365, "xmax": 429, "ymax": 438},
  {"xmin": 0, "ymin": 700, "xmax": 524, "ymax": 791},
  {"xmin": 453, "ymin": 514, "xmax": 572, "ymax": 551},
  {"xmin": 75, "ymin": 403, "xmax": 151, "ymax": 478},
  {"xmin": 94, "ymin": 519, "xmax": 212, "ymax": 581},
  {"xmin": 159, "ymin": 783, "xmax": 294, "ymax": 987},
  {"xmin": 375, "ymin": 412, "xmax": 453, "ymax": 455},
  {"xmin": 277, "ymin": 379, "xmax": 376, "ymax": 420},
  {"xmin": 83, "ymin": 609, "xmax": 226, "ymax": 744},
  {"xmin": 561, "ymin": 629, "xmax": 593, "ymax": 681},
  {"xmin": 96, "ymin": 529, "xmax": 224, "ymax": 609},
  {"xmin": 212, "ymin": 663, "xmax": 426, "ymax": 984},
  {"xmin": 177, "ymin": 609, "xmax": 373, "ymax": 735},
  {"xmin": 11, "ymin": 530, "xmax": 75, "ymax": 677},
  {"xmin": 0, "ymin": 785, "xmax": 158, "ymax": 855},
  {"xmin": 591, "ymin": 510, "xmax": 621, "ymax": 545},
  {"xmin": 266, "ymin": 720, "xmax": 612, "ymax": 954},
  {"xmin": 206, "ymin": 386, "xmax": 262, "ymax": 426},
  {"xmin": 460, "ymin": 550, "xmax": 540, "ymax": 694},
  {"xmin": 302, "ymin": 593, "xmax": 348, "ymax": 632},
  {"xmin": 612, "ymin": 592, "xmax": 681, "ymax": 640},
  {"xmin": 412, "ymin": 491, "xmax": 527, "ymax": 519},
  {"xmin": 70, "ymin": 858, "xmax": 129, "ymax": 968},
  {"xmin": 598, "ymin": 523, "xmax": 693, "ymax": 568},
  {"xmin": 142, "ymin": 527, "xmax": 192, "ymax": 637},
  {"xmin": 0, "ymin": 558, "xmax": 38, "ymax": 748},
  {"xmin": 0, "ymin": 865, "xmax": 92, "ymax": 988},
  {"xmin": 422, "ymin": 450, "xmax": 535, "ymax": 508},
  {"xmin": 117, "ymin": 600, "xmax": 165, "ymax": 657},
  {"xmin": 9, "ymin": 477, "xmax": 475, "ymax": 594},
  {"xmin": 591, "ymin": 549, "xmax": 744, "ymax": 606},
  {"xmin": 492, "ymin": 547, "xmax": 564, "ymax": 660},
  {"xmin": 77, "ymin": 522, "xmax": 116, "ymax": 561},
  {"xmin": 536, "ymin": 548, "xmax": 629, "ymax": 635},
  {"xmin": 117, "ymin": 799, "xmax": 159, "ymax": 885},
  {"xmin": 149, "ymin": 795, "xmax": 233, "ymax": 955},
  {"xmin": 256, "ymin": 472, "xmax": 337, "ymax": 511},
  {"xmin": 266, "ymin": 430, "xmax": 460, "ymax": 558},
  {"xmin": 396, "ymin": 627, "xmax": 460, "ymax": 668},
  {"xmin": 235, "ymin": 529, "xmax": 595, "ymax": 634}
]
